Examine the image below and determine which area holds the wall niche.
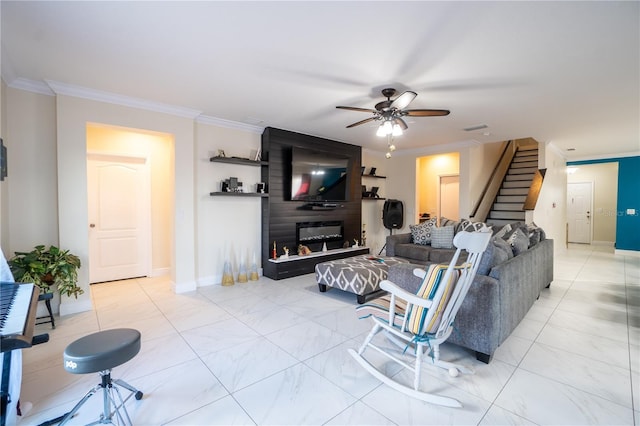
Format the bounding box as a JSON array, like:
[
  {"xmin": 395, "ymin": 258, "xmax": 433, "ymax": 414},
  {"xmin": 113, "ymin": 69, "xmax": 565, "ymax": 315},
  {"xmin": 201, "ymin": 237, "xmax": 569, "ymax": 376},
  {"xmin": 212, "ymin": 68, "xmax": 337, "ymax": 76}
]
[{"xmin": 261, "ymin": 127, "xmax": 364, "ymax": 279}]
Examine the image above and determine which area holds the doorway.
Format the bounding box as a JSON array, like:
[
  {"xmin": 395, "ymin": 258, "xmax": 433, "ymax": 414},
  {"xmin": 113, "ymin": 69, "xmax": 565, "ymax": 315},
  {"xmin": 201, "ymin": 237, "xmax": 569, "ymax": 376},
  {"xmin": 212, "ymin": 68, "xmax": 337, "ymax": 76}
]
[
  {"xmin": 86, "ymin": 124, "xmax": 174, "ymax": 284},
  {"xmin": 567, "ymin": 182, "xmax": 592, "ymax": 244}
]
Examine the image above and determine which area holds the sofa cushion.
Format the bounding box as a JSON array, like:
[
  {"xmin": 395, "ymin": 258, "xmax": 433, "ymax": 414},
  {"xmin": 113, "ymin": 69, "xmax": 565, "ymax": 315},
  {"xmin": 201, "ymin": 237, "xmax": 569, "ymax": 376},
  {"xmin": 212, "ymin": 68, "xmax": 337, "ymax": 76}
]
[
  {"xmin": 431, "ymin": 226, "xmax": 455, "ymax": 249},
  {"xmin": 393, "ymin": 243, "xmax": 431, "ymax": 262},
  {"xmin": 428, "ymin": 249, "xmax": 467, "ymax": 264},
  {"xmin": 409, "ymin": 217, "xmax": 437, "ymax": 245}
]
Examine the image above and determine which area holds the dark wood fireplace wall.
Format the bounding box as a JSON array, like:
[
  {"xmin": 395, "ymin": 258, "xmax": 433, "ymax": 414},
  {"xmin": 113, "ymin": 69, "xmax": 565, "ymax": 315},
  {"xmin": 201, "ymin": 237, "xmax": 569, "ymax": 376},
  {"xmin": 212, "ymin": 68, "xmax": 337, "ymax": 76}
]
[{"xmin": 261, "ymin": 127, "xmax": 362, "ymax": 279}]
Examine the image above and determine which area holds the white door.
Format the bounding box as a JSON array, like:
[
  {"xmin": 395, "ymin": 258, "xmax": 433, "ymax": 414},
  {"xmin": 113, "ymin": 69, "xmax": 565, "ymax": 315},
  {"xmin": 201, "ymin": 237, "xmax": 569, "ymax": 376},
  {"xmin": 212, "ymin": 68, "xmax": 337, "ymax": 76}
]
[
  {"xmin": 439, "ymin": 175, "xmax": 460, "ymax": 220},
  {"xmin": 567, "ymin": 182, "xmax": 592, "ymax": 244},
  {"xmin": 88, "ymin": 154, "xmax": 150, "ymax": 283}
]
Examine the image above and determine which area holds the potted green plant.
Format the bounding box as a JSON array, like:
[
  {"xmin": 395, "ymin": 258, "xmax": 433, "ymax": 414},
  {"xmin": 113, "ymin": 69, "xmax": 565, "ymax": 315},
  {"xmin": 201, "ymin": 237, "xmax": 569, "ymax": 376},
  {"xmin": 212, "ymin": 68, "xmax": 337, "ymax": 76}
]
[{"xmin": 8, "ymin": 245, "xmax": 84, "ymax": 298}]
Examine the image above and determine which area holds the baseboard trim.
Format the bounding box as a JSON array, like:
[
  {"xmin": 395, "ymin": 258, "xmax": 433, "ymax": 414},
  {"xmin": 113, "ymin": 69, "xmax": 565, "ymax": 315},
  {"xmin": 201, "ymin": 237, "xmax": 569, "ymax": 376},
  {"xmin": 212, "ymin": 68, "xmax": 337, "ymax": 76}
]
[
  {"xmin": 173, "ymin": 280, "xmax": 197, "ymax": 293},
  {"xmin": 59, "ymin": 298, "xmax": 93, "ymax": 316},
  {"xmin": 197, "ymin": 275, "xmax": 219, "ymax": 287},
  {"xmin": 615, "ymin": 249, "xmax": 640, "ymax": 257},
  {"xmin": 591, "ymin": 240, "xmax": 615, "ymax": 247}
]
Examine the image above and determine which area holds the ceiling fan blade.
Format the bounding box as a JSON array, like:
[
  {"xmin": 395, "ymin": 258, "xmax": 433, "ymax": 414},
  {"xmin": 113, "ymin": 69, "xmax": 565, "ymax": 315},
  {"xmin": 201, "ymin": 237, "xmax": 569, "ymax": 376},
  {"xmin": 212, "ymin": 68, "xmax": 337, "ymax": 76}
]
[
  {"xmin": 393, "ymin": 117, "xmax": 408, "ymax": 130},
  {"xmin": 390, "ymin": 91, "xmax": 417, "ymax": 110},
  {"xmin": 346, "ymin": 117, "xmax": 378, "ymax": 128},
  {"xmin": 404, "ymin": 109, "xmax": 450, "ymax": 117},
  {"xmin": 336, "ymin": 106, "xmax": 378, "ymax": 113}
]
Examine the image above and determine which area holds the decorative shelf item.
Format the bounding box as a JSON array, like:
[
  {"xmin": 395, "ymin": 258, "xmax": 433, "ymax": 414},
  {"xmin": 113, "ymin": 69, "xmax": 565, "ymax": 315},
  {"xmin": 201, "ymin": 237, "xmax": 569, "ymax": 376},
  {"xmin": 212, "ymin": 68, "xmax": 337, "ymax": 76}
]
[{"xmin": 210, "ymin": 156, "xmax": 267, "ymax": 167}]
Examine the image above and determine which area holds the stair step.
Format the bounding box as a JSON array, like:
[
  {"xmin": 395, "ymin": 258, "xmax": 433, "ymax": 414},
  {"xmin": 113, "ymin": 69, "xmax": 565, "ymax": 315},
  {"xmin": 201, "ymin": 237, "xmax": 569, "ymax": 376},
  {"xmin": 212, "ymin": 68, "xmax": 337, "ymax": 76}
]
[
  {"xmin": 500, "ymin": 188, "xmax": 529, "ymax": 196},
  {"xmin": 493, "ymin": 203, "xmax": 524, "ymax": 211},
  {"xmin": 516, "ymin": 146, "xmax": 538, "ymax": 153},
  {"xmin": 503, "ymin": 180, "xmax": 531, "ymax": 188},
  {"xmin": 497, "ymin": 195, "xmax": 526, "ymax": 203},
  {"xmin": 505, "ymin": 173, "xmax": 534, "ymax": 181},
  {"xmin": 508, "ymin": 167, "xmax": 538, "ymax": 175},
  {"xmin": 489, "ymin": 211, "xmax": 526, "ymax": 220},
  {"xmin": 512, "ymin": 154, "xmax": 538, "ymax": 162},
  {"xmin": 510, "ymin": 161, "xmax": 538, "ymax": 168}
]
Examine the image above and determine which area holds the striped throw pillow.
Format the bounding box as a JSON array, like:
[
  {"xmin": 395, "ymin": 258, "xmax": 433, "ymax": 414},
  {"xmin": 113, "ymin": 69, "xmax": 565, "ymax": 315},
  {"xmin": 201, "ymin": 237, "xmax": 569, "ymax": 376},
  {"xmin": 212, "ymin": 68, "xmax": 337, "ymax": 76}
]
[{"xmin": 406, "ymin": 263, "xmax": 463, "ymax": 335}]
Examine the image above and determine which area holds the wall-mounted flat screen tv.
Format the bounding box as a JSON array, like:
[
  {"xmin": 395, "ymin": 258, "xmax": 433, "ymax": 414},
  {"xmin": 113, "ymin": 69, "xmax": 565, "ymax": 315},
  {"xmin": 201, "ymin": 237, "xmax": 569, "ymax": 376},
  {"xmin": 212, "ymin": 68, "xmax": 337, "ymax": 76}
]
[{"xmin": 290, "ymin": 147, "xmax": 349, "ymax": 202}]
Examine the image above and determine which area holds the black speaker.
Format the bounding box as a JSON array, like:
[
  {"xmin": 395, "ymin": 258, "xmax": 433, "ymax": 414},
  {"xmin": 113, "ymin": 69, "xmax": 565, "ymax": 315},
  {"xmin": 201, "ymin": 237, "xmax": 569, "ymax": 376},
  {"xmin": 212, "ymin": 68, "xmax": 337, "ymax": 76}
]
[{"xmin": 383, "ymin": 199, "xmax": 404, "ymax": 230}]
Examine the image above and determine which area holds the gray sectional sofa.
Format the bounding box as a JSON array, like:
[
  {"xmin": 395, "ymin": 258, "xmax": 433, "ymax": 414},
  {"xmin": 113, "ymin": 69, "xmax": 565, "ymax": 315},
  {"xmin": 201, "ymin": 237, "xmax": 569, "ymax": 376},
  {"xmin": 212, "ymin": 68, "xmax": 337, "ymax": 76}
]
[{"xmin": 385, "ymin": 221, "xmax": 553, "ymax": 363}]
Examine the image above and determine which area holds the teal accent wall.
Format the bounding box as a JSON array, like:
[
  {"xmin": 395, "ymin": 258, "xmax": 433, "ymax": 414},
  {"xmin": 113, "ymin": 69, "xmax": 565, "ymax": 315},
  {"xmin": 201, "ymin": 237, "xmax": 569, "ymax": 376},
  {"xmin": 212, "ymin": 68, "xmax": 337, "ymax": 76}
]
[{"xmin": 568, "ymin": 156, "xmax": 640, "ymax": 251}]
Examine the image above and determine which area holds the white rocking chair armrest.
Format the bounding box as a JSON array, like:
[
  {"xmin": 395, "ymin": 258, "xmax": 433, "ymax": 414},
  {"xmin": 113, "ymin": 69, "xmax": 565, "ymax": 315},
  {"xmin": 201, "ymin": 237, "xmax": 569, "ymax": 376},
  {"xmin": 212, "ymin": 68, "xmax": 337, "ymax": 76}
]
[{"xmin": 379, "ymin": 279, "xmax": 434, "ymax": 309}]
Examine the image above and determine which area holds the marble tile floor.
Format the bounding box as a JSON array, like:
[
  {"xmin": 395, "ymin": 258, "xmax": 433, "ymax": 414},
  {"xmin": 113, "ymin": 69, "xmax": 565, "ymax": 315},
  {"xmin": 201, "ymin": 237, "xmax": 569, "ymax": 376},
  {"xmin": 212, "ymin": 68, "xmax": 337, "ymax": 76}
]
[{"xmin": 17, "ymin": 244, "xmax": 639, "ymax": 425}]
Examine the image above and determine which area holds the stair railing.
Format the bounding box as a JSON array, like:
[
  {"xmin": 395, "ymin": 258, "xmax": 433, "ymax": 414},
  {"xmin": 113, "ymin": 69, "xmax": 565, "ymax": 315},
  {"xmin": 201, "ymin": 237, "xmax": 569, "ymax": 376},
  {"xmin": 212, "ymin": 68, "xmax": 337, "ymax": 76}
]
[{"xmin": 469, "ymin": 140, "xmax": 516, "ymax": 222}]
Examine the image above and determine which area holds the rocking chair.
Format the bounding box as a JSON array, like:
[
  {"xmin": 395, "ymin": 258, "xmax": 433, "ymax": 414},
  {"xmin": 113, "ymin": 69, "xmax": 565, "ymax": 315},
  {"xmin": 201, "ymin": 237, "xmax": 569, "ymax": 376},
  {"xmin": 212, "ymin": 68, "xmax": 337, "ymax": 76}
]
[{"xmin": 349, "ymin": 230, "xmax": 491, "ymax": 407}]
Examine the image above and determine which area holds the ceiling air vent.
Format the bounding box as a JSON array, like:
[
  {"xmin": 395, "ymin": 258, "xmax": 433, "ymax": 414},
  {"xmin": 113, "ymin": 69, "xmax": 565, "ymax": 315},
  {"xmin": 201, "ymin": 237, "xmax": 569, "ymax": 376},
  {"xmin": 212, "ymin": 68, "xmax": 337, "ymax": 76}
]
[{"xmin": 463, "ymin": 124, "xmax": 488, "ymax": 132}]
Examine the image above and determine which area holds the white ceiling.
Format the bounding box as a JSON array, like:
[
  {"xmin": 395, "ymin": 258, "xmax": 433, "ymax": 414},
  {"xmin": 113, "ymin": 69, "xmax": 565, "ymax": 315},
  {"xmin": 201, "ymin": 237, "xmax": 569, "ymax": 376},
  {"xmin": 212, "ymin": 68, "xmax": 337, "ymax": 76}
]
[{"xmin": 2, "ymin": 1, "xmax": 638, "ymax": 160}]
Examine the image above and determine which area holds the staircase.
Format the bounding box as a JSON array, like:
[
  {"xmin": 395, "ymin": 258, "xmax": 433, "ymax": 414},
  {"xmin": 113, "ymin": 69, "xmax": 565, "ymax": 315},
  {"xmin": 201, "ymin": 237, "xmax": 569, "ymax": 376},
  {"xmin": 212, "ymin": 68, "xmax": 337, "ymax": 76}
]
[{"xmin": 486, "ymin": 146, "xmax": 538, "ymax": 227}]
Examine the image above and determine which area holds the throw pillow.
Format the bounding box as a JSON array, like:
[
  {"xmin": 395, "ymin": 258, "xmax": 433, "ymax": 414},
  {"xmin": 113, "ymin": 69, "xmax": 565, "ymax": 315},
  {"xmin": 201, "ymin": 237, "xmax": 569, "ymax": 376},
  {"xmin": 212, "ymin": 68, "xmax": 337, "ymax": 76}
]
[
  {"xmin": 430, "ymin": 226, "xmax": 455, "ymax": 249},
  {"xmin": 477, "ymin": 237, "xmax": 512, "ymax": 275},
  {"xmin": 459, "ymin": 219, "xmax": 492, "ymax": 233},
  {"xmin": 493, "ymin": 223, "xmax": 512, "ymax": 240},
  {"xmin": 409, "ymin": 217, "xmax": 437, "ymax": 245},
  {"xmin": 493, "ymin": 237, "xmax": 514, "ymax": 260},
  {"xmin": 527, "ymin": 222, "xmax": 545, "ymax": 246},
  {"xmin": 507, "ymin": 228, "xmax": 529, "ymax": 256},
  {"xmin": 439, "ymin": 216, "xmax": 461, "ymax": 232}
]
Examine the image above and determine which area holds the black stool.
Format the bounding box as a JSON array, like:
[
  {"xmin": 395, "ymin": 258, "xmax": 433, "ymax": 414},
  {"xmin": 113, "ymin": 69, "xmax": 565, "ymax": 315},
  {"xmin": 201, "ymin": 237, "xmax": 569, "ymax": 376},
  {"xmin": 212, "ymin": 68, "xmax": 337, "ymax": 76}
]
[{"xmin": 59, "ymin": 329, "xmax": 143, "ymax": 426}]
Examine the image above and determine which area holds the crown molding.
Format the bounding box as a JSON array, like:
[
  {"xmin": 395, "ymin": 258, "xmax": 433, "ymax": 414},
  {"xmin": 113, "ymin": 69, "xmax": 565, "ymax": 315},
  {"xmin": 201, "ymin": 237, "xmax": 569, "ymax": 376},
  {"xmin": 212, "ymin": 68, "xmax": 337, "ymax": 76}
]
[
  {"xmin": 45, "ymin": 80, "xmax": 203, "ymax": 119},
  {"xmin": 196, "ymin": 115, "xmax": 263, "ymax": 134},
  {"xmin": 546, "ymin": 142, "xmax": 567, "ymax": 160},
  {"xmin": 6, "ymin": 77, "xmax": 55, "ymax": 96},
  {"xmin": 6, "ymin": 77, "xmax": 269, "ymax": 133}
]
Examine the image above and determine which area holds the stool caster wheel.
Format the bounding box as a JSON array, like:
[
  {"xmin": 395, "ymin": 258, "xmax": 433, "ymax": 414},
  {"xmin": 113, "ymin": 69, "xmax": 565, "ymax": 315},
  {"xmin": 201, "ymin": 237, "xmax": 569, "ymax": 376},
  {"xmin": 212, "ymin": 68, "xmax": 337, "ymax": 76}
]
[{"xmin": 135, "ymin": 391, "xmax": 143, "ymax": 400}]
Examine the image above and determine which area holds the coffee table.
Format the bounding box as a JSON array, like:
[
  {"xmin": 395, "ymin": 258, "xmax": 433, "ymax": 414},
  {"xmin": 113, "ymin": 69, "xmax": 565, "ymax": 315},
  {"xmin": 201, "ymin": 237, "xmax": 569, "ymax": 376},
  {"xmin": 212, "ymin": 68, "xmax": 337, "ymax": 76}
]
[{"xmin": 315, "ymin": 255, "xmax": 410, "ymax": 304}]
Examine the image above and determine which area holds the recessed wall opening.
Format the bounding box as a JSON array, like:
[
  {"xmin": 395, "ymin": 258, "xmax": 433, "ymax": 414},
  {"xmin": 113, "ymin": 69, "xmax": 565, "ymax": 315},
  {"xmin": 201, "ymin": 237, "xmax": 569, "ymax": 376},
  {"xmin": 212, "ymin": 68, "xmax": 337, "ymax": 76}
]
[{"xmin": 296, "ymin": 221, "xmax": 344, "ymax": 250}]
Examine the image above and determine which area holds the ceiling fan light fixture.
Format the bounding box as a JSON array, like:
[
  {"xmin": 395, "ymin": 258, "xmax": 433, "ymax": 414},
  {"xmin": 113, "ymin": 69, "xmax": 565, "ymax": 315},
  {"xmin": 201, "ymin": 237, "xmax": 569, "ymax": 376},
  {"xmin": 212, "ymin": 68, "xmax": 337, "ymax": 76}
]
[
  {"xmin": 376, "ymin": 124, "xmax": 387, "ymax": 137},
  {"xmin": 392, "ymin": 124, "xmax": 403, "ymax": 136}
]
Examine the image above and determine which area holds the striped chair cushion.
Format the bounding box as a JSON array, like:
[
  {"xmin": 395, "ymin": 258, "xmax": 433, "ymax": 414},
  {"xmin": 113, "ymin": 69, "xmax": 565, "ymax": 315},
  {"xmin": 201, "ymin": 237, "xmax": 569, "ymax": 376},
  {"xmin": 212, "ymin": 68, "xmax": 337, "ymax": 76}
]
[
  {"xmin": 355, "ymin": 294, "xmax": 408, "ymax": 328},
  {"xmin": 355, "ymin": 263, "xmax": 464, "ymax": 335},
  {"xmin": 406, "ymin": 263, "xmax": 463, "ymax": 335}
]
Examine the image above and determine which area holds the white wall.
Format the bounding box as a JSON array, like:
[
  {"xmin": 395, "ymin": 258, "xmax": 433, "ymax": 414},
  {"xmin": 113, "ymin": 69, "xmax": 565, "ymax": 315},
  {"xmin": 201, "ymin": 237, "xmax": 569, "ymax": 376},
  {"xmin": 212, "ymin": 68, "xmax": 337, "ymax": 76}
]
[
  {"xmin": 195, "ymin": 122, "xmax": 262, "ymax": 285},
  {"xmin": 361, "ymin": 150, "xmax": 388, "ymax": 254},
  {"xmin": 532, "ymin": 143, "xmax": 567, "ymax": 252},
  {"xmin": 55, "ymin": 94, "xmax": 197, "ymax": 313},
  {"xmin": 4, "ymin": 87, "xmax": 58, "ymax": 252}
]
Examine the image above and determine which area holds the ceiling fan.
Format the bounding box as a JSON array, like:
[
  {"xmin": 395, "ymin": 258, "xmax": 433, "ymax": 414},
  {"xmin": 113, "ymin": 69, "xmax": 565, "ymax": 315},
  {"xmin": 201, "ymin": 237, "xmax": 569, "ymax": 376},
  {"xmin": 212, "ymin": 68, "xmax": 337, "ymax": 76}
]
[{"xmin": 336, "ymin": 88, "xmax": 450, "ymax": 135}]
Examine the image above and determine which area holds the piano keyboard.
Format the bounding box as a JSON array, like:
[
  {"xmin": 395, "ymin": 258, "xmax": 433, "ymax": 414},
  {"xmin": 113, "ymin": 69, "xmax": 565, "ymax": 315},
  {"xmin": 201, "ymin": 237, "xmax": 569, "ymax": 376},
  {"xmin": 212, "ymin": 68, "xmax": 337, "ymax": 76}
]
[
  {"xmin": 1, "ymin": 282, "xmax": 39, "ymax": 352},
  {"xmin": 1, "ymin": 283, "xmax": 35, "ymax": 336}
]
